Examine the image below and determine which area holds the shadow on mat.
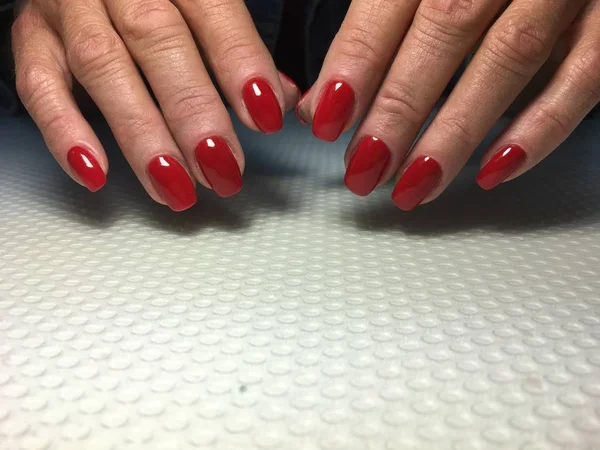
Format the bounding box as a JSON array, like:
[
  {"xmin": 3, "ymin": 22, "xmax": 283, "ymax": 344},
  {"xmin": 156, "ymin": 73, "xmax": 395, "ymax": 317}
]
[{"xmin": 344, "ymin": 150, "xmax": 600, "ymax": 236}]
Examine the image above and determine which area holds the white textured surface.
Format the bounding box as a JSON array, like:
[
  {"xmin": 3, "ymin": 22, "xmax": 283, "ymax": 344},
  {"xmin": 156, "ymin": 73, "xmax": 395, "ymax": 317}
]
[{"xmin": 0, "ymin": 115, "xmax": 600, "ymax": 450}]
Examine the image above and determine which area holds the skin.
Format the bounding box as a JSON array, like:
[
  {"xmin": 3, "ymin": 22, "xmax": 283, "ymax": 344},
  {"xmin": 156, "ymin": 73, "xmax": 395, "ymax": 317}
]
[
  {"xmin": 297, "ymin": 0, "xmax": 600, "ymax": 207},
  {"xmin": 12, "ymin": 0, "xmax": 299, "ymax": 207}
]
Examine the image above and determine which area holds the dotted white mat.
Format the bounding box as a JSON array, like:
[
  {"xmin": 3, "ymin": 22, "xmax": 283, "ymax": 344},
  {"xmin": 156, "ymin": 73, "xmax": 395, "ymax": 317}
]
[{"xmin": 0, "ymin": 115, "xmax": 599, "ymax": 450}]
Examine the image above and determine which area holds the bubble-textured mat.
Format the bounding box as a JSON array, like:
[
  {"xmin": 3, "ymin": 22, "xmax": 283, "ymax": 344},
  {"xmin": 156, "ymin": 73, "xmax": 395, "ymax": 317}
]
[{"xmin": 0, "ymin": 115, "xmax": 599, "ymax": 450}]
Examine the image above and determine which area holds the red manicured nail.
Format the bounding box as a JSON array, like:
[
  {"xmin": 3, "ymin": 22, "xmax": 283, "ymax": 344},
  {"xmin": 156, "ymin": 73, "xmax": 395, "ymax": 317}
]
[
  {"xmin": 345, "ymin": 136, "xmax": 391, "ymax": 196},
  {"xmin": 312, "ymin": 80, "xmax": 355, "ymax": 142},
  {"xmin": 476, "ymin": 145, "xmax": 527, "ymax": 190},
  {"xmin": 67, "ymin": 146, "xmax": 106, "ymax": 192},
  {"xmin": 392, "ymin": 156, "xmax": 442, "ymax": 211},
  {"xmin": 148, "ymin": 155, "xmax": 197, "ymax": 212},
  {"xmin": 242, "ymin": 78, "xmax": 283, "ymax": 134},
  {"xmin": 195, "ymin": 137, "xmax": 242, "ymax": 198},
  {"xmin": 295, "ymin": 88, "xmax": 312, "ymax": 125}
]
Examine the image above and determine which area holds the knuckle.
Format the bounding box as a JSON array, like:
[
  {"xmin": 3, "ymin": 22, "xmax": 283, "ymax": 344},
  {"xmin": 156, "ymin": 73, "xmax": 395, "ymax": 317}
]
[
  {"xmin": 373, "ymin": 79, "xmax": 424, "ymax": 128},
  {"xmin": 15, "ymin": 64, "xmax": 58, "ymax": 108},
  {"xmin": 336, "ymin": 26, "xmax": 386, "ymax": 68},
  {"xmin": 119, "ymin": 0, "xmax": 182, "ymax": 43},
  {"xmin": 15, "ymin": 65, "xmax": 75, "ymax": 137},
  {"xmin": 486, "ymin": 17, "xmax": 551, "ymax": 72},
  {"xmin": 67, "ymin": 26, "xmax": 125, "ymax": 77},
  {"xmin": 435, "ymin": 114, "xmax": 477, "ymax": 146},
  {"xmin": 39, "ymin": 112, "xmax": 77, "ymax": 138},
  {"xmin": 335, "ymin": 5, "xmax": 391, "ymax": 68},
  {"xmin": 534, "ymin": 103, "xmax": 572, "ymax": 136},
  {"xmin": 211, "ymin": 32, "xmax": 263, "ymax": 72},
  {"xmin": 167, "ymin": 86, "xmax": 221, "ymax": 126},
  {"xmin": 116, "ymin": 110, "xmax": 159, "ymax": 141},
  {"xmin": 418, "ymin": 0, "xmax": 487, "ymax": 37}
]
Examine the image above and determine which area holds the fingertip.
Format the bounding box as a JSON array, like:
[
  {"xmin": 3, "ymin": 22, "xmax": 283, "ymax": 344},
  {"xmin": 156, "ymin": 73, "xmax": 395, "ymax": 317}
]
[
  {"xmin": 66, "ymin": 146, "xmax": 108, "ymax": 192},
  {"xmin": 295, "ymin": 87, "xmax": 313, "ymax": 125},
  {"xmin": 278, "ymin": 71, "xmax": 301, "ymax": 111},
  {"xmin": 476, "ymin": 144, "xmax": 527, "ymax": 191},
  {"xmin": 242, "ymin": 77, "xmax": 284, "ymax": 134}
]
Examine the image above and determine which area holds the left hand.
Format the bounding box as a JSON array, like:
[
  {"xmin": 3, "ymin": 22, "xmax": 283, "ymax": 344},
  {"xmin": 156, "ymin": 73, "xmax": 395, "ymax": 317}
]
[{"xmin": 296, "ymin": 0, "xmax": 600, "ymax": 210}]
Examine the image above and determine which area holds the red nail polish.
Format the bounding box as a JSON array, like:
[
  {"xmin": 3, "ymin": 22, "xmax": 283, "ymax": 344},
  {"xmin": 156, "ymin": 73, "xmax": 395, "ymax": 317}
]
[
  {"xmin": 148, "ymin": 155, "xmax": 197, "ymax": 212},
  {"xmin": 312, "ymin": 80, "xmax": 355, "ymax": 142},
  {"xmin": 67, "ymin": 146, "xmax": 106, "ymax": 192},
  {"xmin": 392, "ymin": 156, "xmax": 442, "ymax": 211},
  {"xmin": 242, "ymin": 78, "xmax": 283, "ymax": 134},
  {"xmin": 195, "ymin": 137, "xmax": 242, "ymax": 198},
  {"xmin": 295, "ymin": 88, "xmax": 312, "ymax": 125},
  {"xmin": 345, "ymin": 136, "xmax": 391, "ymax": 196},
  {"xmin": 476, "ymin": 145, "xmax": 526, "ymax": 190}
]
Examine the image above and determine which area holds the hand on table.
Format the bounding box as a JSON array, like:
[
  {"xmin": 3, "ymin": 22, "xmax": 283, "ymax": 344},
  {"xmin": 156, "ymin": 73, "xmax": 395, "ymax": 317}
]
[
  {"xmin": 12, "ymin": 0, "xmax": 299, "ymax": 210},
  {"xmin": 296, "ymin": 0, "xmax": 600, "ymax": 210}
]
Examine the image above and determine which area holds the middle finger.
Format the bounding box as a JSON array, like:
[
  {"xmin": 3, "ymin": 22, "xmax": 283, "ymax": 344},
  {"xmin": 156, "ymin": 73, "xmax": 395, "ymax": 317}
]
[{"xmin": 106, "ymin": 0, "xmax": 245, "ymax": 197}]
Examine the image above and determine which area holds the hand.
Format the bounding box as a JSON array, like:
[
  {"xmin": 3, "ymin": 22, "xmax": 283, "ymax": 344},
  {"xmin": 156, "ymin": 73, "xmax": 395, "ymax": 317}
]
[
  {"xmin": 12, "ymin": 0, "xmax": 299, "ymax": 211},
  {"xmin": 297, "ymin": 0, "xmax": 600, "ymax": 210}
]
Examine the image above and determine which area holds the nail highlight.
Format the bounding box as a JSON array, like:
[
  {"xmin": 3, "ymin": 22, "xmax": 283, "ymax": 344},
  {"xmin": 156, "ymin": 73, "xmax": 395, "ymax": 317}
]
[
  {"xmin": 312, "ymin": 80, "xmax": 355, "ymax": 142},
  {"xmin": 67, "ymin": 146, "xmax": 106, "ymax": 192},
  {"xmin": 148, "ymin": 155, "xmax": 197, "ymax": 212},
  {"xmin": 242, "ymin": 78, "xmax": 283, "ymax": 134},
  {"xmin": 195, "ymin": 137, "xmax": 242, "ymax": 198},
  {"xmin": 476, "ymin": 144, "xmax": 527, "ymax": 190},
  {"xmin": 345, "ymin": 136, "xmax": 391, "ymax": 196},
  {"xmin": 392, "ymin": 156, "xmax": 442, "ymax": 211}
]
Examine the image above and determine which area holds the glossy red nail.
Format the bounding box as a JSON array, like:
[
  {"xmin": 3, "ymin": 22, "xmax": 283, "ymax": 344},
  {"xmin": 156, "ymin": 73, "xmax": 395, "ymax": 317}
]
[
  {"xmin": 67, "ymin": 146, "xmax": 106, "ymax": 192},
  {"xmin": 242, "ymin": 78, "xmax": 283, "ymax": 134},
  {"xmin": 345, "ymin": 136, "xmax": 391, "ymax": 196},
  {"xmin": 195, "ymin": 137, "xmax": 242, "ymax": 198},
  {"xmin": 312, "ymin": 80, "xmax": 355, "ymax": 142},
  {"xmin": 476, "ymin": 145, "xmax": 527, "ymax": 190},
  {"xmin": 392, "ymin": 156, "xmax": 442, "ymax": 211},
  {"xmin": 148, "ymin": 155, "xmax": 197, "ymax": 212}
]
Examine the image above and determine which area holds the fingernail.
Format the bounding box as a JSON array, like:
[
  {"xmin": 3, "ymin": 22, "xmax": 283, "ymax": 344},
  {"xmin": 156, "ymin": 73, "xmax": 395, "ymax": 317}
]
[
  {"xmin": 295, "ymin": 88, "xmax": 312, "ymax": 125},
  {"xmin": 148, "ymin": 155, "xmax": 197, "ymax": 212},
  {"xmin": 195, "ymin": 136, "xmax": 242, "ymax": 198},
  {"xmin": 67, "ymin": 146, "xmax": 106, "ymax": 192},
  {"xmin": 312, "ymin": 80, "xmax": 355, "ymax": 142},
  {"xmin": 345, "ymin": 136, "xmax": 391, "ymax": 196},
  {"xmin": 392, "ymin": 156, "xmax": 442, "ymax": 211},
  {"xmin": 242, "ymin": 77, "xmax": 283, "ymax": 134},
  {"xmin": 476, "ymin": 144, "xmax": 527, "ymax": 190}
]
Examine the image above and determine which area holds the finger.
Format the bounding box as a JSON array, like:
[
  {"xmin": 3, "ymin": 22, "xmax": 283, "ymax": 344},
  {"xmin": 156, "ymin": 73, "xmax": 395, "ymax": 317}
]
[
  {"xmin": 296, "ymin": 0, "xmax": 421, "ymax": 142},
  {"xmin": 344, "ymin": 0, "xmax": 505, "ymax": 196},
  {"xmin": 173, "ymin": 0, "xmax": 286, "ymax": 134},
  {"xmin": 12, "ymin": 6, "xmax": 107, "ymax": 192},
  {"xmin": 54, "ymin": 0, "xmax": 197, "ymax": 211},
  {"xmin": 106, "ymin": 0, "xmax": 243, "ymax": 198},
  {"xmin": 279, "ymin": 72, "xmax": 301, "ymax": 112},
  {"xmin": 477, "ymin": 2, "xmax": 600, "ymax": 190},
  {"xmin": 391, "ymin": 0, "xmax": 585, "ymax": 211}
]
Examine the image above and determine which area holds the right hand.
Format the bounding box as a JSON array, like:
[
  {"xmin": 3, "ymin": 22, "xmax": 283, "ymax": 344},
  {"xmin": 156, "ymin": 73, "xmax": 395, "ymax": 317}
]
[{"xmin": 12, "ymin": 0, "xmax": 299, "ymax": 211}]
